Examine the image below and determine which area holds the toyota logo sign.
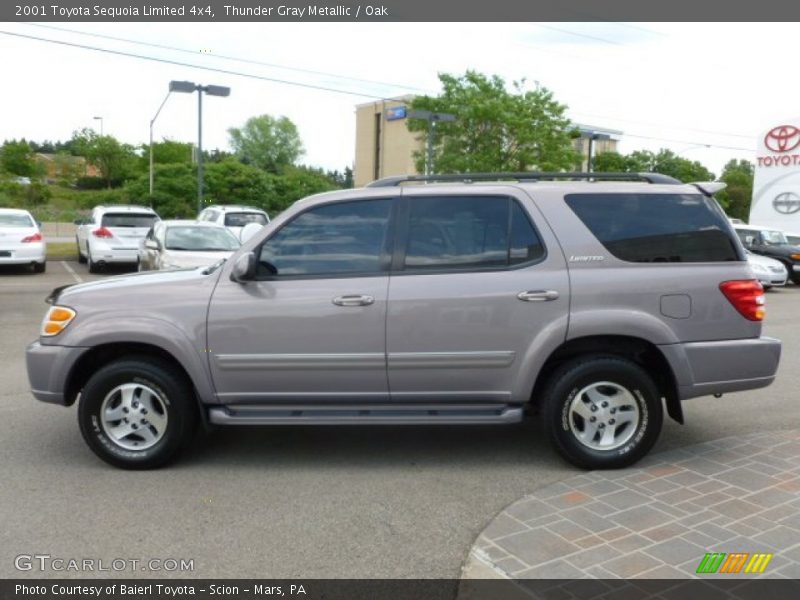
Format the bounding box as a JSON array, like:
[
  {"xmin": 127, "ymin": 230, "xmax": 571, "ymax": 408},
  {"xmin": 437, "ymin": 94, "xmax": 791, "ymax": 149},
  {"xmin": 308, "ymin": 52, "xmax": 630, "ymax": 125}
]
[
  {"xmin": 764, "ymin": 125, "xmax": 800, "ymax": 153},
  {"xmin": 773, "ymin": 191, "xmax": 800, "ymax": 215}
]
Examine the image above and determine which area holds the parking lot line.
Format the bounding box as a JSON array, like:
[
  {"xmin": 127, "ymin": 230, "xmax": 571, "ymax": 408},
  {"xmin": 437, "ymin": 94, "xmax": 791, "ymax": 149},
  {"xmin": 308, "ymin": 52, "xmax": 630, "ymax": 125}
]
[{"xmin": 61, "ymin": 261, "xmax": 83, "ymax": 283}]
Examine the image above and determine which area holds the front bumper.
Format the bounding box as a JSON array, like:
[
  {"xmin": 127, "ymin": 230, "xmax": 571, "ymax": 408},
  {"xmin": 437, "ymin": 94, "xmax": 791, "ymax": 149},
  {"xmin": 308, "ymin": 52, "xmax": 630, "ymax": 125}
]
[
  {"xmin": 26, "ymin": 341, "xmax": 89, "ymax": 405},
  {"xmin": 659, "ymin": 337, "xmax": 781, "ymax": 400}
]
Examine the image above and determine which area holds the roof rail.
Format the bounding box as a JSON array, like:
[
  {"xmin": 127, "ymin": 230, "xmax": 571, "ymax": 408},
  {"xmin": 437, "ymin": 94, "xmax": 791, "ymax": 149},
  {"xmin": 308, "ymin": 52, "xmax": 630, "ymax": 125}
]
[{"xmin": 366, "ymin": 172, "xmax": 681, "ymax": 187}]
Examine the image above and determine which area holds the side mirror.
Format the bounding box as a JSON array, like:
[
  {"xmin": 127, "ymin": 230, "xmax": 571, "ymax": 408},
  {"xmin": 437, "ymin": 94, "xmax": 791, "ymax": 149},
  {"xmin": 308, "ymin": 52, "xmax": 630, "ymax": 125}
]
[
  {"xmin": 144, "ymin": 239, "xmax": 159, "ymax": 250},
  {"xmin": 230, "ymin": 252, "xmax": 256, "ymax": 282},
  {"xmin": 239, "ymin": 222, "xmax": 264, "ymax": 244}
]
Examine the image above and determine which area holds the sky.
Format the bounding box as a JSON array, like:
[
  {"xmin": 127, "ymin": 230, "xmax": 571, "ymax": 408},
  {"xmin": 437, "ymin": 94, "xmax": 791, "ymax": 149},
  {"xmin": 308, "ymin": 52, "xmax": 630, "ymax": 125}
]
[{"xmin": 0, "ymin": 21, "xmax": 797, "ymax": 177}]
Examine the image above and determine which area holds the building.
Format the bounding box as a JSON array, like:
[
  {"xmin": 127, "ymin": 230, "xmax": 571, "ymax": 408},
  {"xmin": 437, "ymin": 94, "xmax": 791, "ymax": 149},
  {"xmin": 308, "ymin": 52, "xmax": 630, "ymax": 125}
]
[{"xmin": 353, "ymin": 98, "xmax": 623, "ymax": 187}]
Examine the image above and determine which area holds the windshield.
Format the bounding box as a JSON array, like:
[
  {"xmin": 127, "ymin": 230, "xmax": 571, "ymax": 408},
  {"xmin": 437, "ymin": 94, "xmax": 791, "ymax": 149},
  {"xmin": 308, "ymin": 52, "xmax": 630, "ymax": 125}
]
[
  {"xmin": 224, "ymin": 212, "xmax": 267, "ymax": 227},
  {"xmin": 102, "ymin": 213, "xmax": 158, "ymax": 228},
  {"xmin": 0, "ymin": 214, "xmax": 34, "ymax": 227},
  {"xmin": 165, "ymin": 226, "xmax": 241, "ymax": 251},
  {"xmin": 762, "ymin": 230, "xmax": 789, "ymax": 245}
]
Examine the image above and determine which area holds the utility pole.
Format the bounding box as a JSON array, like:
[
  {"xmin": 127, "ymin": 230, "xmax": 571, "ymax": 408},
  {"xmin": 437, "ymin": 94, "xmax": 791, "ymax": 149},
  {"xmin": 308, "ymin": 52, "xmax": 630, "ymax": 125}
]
[{"xmin": 407, "ymin": 110, "xmax": 456, "ymax": 175}]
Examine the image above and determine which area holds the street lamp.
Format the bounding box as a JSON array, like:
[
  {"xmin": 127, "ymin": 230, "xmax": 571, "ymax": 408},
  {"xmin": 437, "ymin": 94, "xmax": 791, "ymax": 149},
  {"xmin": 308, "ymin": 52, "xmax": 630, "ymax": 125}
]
[
  {"xmin": 407, "ymin": 110, "xmax": 456, "ymax": 175},
  {"xmin": 93, "ymin": 116, "xmax": 104, "ymax": 136},
  {"xmin": 169, "ymin": 80, "xmax": 231, "ymax": 214}
]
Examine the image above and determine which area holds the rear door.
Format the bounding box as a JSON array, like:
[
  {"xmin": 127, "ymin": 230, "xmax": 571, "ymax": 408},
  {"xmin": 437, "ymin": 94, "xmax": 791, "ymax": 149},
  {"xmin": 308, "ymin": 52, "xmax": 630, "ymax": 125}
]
[{"xmin": 385, "ymin": 189, "xmax": 569, "ymax": 404}]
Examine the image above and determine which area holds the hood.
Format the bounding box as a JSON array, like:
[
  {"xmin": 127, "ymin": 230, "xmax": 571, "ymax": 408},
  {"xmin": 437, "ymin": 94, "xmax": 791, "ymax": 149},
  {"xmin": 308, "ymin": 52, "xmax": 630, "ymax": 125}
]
[
  {"xmin": 53, "ymin": 267, "xmax": 217, "ymax": 305},
  {"xmin": 161, "ymin": 250, "xmax": 235, "ymax": 269},
  {"xmin": 747, "ymin": 252, "xmax": 786, "ymax": 269}
]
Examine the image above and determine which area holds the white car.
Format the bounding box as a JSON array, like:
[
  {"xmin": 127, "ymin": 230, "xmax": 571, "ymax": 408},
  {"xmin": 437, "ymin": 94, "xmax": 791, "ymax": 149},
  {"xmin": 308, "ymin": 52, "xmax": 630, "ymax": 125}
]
[
  {"xmin": 76, "ymin": 205, "xmax": 159, "ymax": 273},
  {"xmin": 0, "ymin": 208, "xmax": 46, "ymax": 273},
  {"xmin": 138, "ymin": 220, "xmax": 241, "ymax": 271},
  {"xmin": 197, "ymin": 205, "xmax": 269, "ymax": 240},
  {"xmin": 747, "ymin": 251, "xmax": 787, "ymax": 289}
]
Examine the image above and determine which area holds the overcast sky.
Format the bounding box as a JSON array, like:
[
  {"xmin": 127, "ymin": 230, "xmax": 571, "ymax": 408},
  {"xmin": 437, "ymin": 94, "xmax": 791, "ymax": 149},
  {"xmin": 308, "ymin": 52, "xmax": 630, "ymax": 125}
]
[{"xmin": 0, "ymin": 22, "xmax": 796, "ymax": 177}]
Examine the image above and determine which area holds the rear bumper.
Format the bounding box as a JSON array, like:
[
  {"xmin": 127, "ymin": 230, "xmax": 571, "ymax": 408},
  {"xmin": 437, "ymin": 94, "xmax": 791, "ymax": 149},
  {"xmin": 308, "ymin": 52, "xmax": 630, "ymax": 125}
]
[
  {"xmin": 26, "ymin": 341, "xmax": 89, "ymax": 405},
  {"xmin": 659, "ymin": 337, "xmax": 781, "ymax": 400},
  {"xmin": 0, "ymin": 244, "xmax": 46, "ymax": 264}
]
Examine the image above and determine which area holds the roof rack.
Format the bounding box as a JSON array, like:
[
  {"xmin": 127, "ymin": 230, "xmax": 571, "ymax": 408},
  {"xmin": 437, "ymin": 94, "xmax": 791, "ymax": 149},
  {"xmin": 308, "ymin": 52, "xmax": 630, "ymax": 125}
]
[{"xmin": 366, "ymin": 172, "xmax": 681, "ymax": 187}]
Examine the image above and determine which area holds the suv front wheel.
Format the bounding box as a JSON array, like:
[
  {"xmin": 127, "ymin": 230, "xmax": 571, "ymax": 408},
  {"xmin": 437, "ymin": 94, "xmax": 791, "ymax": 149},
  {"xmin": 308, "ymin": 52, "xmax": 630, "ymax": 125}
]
[
  {"xmin": 542, "ymin": 356, "xmax": 663, "ymax": 469},
  {"xmin": 78, "ymin": 357, "xmax": 197, "ymax": 469}
]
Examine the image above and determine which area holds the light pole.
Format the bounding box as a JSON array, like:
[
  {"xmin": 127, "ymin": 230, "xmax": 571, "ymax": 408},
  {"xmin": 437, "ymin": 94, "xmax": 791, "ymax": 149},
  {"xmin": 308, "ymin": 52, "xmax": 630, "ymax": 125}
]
[
  {"xmin": 93, "ymin": 116, "xmax": 104, "ymax": 136},
  {"xmin": 168, "ymin": 80, "xmax": 231, "ymax": 214},
  {"xmin": 407, "ymin": 110, "xmax": 456, "ymax": 175},
  {"xmin": 149, "ymin": 88, "xmax": 173, "ymax": 196}
]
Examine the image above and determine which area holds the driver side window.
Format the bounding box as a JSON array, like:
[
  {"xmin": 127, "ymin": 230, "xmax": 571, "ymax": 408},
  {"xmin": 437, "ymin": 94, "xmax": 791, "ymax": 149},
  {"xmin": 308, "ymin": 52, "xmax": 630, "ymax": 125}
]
[{"xmin": 257, "ymin": 199, "xmax": 393, "ymax": 278}]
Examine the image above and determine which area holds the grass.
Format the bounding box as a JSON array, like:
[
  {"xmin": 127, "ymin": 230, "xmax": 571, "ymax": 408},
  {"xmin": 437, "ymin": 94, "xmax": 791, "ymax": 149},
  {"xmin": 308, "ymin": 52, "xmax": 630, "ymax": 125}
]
[{"xmin": 46, "ymin": 242, "xmax": 78, "ymax": 259}]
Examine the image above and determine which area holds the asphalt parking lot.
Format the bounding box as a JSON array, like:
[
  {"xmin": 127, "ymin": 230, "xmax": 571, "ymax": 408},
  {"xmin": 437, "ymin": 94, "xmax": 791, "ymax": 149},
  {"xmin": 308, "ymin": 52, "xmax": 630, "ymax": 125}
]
[{"xmin": 1, "ymin": 260, "xmax": 799, "ymax": 579}]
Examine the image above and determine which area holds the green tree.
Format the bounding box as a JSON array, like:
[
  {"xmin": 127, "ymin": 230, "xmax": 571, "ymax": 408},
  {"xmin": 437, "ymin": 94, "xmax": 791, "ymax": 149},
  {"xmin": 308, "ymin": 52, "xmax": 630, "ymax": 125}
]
[
  {"xmin": 140, "ymin": 139, "xmax": 194, "ymax": 169},
  {"xmin": 1, "ymin": 139, "xmax": 36, "ymax": 177},
  {"xmin": 407, "ymin": 71, "xmax": 580, "ymax": 173},
  {"xmin": 71, "ymin": 129, "xmax": 139, "ymax": 188},
  {"xmin": 228, "ymin": 114, "xmax": 304, "ymax": 173},
  {"xmin": 716, "ymin": 159, "xmax": 754, "ymax": 220},
  {"xmin": 593, "ymin": 148, "xmax": 714, "ymax": 182}
]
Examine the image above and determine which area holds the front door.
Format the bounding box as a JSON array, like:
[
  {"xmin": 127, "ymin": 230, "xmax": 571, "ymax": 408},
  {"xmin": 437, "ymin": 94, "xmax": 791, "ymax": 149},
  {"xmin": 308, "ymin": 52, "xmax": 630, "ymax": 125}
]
[{"xmin": 207, "ymin": 197, "xmax": 395, "ymax": 404}]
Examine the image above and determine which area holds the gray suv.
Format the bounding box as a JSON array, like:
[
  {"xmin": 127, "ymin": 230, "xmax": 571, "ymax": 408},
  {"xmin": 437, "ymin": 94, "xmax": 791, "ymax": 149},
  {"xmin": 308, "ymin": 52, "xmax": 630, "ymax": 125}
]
[{"xmin": 26, "ymin": 173, "xmax": 781, "ymax": 470}]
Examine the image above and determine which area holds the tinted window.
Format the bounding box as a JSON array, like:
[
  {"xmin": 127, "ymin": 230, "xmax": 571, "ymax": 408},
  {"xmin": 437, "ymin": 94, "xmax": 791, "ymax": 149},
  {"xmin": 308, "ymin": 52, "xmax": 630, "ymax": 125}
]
[
  {"xmin": 258, "ymin": 199, "xmax": 391, "ymax": 277},
  {"xmin": 225, "ymin": 212, "xmax": 268, "ymax": 227},
  {"xmin": 565, "ymin": 193, "xmax": 741, "ymax": 263},
  {"xmin": 404, "ymin": 196, "xmax": 544, "ymax": 270},
  {"xmin": 101, "ymin": 213, "xmax": 158, "ymax": 228}
]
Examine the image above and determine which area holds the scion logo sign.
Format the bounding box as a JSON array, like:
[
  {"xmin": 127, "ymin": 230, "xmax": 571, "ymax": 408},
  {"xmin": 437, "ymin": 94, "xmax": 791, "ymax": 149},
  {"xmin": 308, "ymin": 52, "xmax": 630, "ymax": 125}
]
[
  {"xmin": 764, "ymin": 125, "xmax": 800, "ymax": 153},
  {"xmin": 773, "ymin": 191, "xmax": 800, "ymax": 214}
]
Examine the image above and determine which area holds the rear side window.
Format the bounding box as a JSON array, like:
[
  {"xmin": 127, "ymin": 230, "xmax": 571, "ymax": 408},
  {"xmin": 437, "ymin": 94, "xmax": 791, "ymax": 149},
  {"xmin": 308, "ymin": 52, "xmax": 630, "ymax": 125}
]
[
  {"xmin": 225, "ymin": 212, "xmax": 268, "ymax": 227},
  {"xmin": 101, "ymin": 213, "xmax": 158, "ymax": 228},
  {"xmin": 403, "ymin": 196, "xmax": 544, "ymax": 270},
  {"xmin": 565, "ymin": 193, "xmax": 742, "ymax": 263}
]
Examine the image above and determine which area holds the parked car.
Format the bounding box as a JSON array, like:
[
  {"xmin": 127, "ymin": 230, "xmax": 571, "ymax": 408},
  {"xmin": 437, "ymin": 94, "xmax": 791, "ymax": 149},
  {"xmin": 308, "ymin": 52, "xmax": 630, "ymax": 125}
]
[
  {"xmin": 733, "ymin": 224, "xmax": 800, "ymax": 284},
  {"xmin": 76, "ymin": 205, "xmax": 159, "ymax": 273},
  {"xmin": 27, "ymin": 173, "xmax": 781, "ymax": 470},
  {"xmin": 785, "ymin": 232, "xmax": 800, "ymax": 247},
  {"xmin": 0, "ymin": 208, "xmax": 46, "ymax": 273},
  {"xmin": 198, "ymin": 205, "xmax": 269, "ymax": 240},
  {"xmin": 746, "ymin": 251, "xmax": 787, "ymax": 289},
  {"xmin": 138, "ymin": 220, "xmax": 241, "ymax": 271}
]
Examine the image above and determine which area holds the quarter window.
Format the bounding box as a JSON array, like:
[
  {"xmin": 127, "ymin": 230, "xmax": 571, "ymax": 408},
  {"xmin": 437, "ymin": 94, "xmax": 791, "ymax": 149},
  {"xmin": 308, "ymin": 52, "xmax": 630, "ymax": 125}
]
[
  {"xmin": 403, "ymin": 196, "xmax": 544, "ymax": 270},
  {"xmin": 257, "ymin": 199, "xmax": 392, "ymax": 277},
  {"xmin": 565, "ymin": 193, "xmax": 742, "ymax": 263}
]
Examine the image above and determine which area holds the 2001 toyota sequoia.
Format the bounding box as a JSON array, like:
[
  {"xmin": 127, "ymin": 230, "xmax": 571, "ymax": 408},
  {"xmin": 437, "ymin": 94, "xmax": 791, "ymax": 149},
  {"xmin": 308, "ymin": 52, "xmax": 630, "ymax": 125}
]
[{"xmin": 26, "ymin": 172, "xmax": 782, "ymax": 469}]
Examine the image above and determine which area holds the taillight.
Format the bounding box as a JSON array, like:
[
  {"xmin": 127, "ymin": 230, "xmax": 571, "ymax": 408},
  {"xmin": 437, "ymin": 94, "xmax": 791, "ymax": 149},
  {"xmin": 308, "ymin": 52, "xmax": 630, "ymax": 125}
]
[
  {"xmin": 719, "ymin": 280, "xmax": 765, "ymax": 321},
  {"xmin": 92, "ymin": 227, "xmax": 113, "ymax": 239},
  {"xmin": 21, "ymin": 232, "xmax": 43, "ymax": 243}
]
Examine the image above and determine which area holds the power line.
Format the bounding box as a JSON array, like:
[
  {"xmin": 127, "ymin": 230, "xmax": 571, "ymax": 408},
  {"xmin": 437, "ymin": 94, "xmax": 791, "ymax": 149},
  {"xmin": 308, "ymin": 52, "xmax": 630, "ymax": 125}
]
[
  {"xmin": 570, "ymin": 111, "xmax": 755, "ymax": 140},
  {"xmin": 0, "ymin": 29, "xmax": 406, "ymax": 101},
  {"xmin": 22, "ymin": 22, "xmax": 429, "ymax": 94},
  {"xmin": 621, "ymin": 132, "xmax": 753, "ymax": 152}
]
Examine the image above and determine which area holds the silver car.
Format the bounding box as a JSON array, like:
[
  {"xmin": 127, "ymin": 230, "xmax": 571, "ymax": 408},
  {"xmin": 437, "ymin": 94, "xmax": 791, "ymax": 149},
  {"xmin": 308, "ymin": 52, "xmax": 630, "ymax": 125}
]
[
  {"xmin": 27, "ymin": 173, "xmax": 781, "ymax": 470},
  {"xmin": 747, "ymin": 251, "xmax": 787, "ymax": 289},
  {"xmin": 0, "ymin": 208, "xmax": 46, "ymax": 273},
  {"xmin": 138, "ymin": 220, "xmax": 241, "ymax": 271}
]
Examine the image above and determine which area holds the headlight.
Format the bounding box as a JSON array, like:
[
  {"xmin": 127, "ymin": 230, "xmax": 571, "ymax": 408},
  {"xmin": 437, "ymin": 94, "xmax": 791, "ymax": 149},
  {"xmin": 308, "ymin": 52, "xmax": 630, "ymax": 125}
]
[{"xmin": 41, "ymin": 306, "xmax": 76, "ymax": 337}]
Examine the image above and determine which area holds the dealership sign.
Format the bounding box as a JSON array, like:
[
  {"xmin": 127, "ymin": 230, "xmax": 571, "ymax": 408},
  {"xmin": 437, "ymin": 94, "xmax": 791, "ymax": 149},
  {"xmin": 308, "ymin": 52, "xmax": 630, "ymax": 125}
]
[{"xmin": 750, "ymin": 119, "xmax": 800, "ymax": 230}]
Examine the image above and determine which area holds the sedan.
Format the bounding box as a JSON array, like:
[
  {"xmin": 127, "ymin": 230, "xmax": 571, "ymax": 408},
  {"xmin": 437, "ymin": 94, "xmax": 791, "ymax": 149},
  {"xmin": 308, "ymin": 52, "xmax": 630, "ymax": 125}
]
[
  {"xmin": 747, "ymin": 250, "xmax": 787, "ymax": 289},
  {"xmin": 0, "ymin": 208, "xmax": 46, "ymax": 273},
  {"xmin": 138, "ymin": 220, "xmax": 241, "ymax": 271}
]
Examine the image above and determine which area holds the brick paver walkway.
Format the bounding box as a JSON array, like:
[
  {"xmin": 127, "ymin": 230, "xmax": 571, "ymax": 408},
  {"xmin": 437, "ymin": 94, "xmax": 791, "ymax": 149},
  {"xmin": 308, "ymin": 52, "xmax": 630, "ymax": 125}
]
[{"xmin": 464, "ymin": 430, "xmax": 800, "ymax": 579}]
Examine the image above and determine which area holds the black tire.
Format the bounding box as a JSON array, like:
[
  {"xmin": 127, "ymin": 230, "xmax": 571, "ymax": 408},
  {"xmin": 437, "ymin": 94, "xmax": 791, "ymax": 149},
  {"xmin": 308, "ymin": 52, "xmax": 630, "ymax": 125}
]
[
  {"xmin": 87, "ymin": 247, "xmax": 100, "ymax": 273},
  {"xmin": 77, "ymin": 238, "xmax": 87, "ymax": 264},
  {"xmin": 542, "ymin": 356, "xmax": 663, "ymax": 470},
  {"xmin": 78, "ymin": 357, "xmax": 197, "ymax": 469},
  {"xmin": 33, "ymin": 261, "xmax": 46, "ymax": 273}
]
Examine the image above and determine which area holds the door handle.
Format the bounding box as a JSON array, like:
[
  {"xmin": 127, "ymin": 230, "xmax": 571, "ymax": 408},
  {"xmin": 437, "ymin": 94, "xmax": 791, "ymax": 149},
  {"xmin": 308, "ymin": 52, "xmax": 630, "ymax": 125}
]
[
  {"xmin": 332, "ymin": 295, "xmax": 375, "ymax": 307},
  {"xmin": 517, "ymin": 290, "xmax": 559, "ymax": 302}
]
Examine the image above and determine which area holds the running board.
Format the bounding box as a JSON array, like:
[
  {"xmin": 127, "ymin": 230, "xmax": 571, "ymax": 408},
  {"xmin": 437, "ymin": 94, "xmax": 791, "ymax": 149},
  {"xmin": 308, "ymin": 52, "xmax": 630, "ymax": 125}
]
[{"xmin": 208, "ymin": 403, "xmax": 523, "ymax": 425}]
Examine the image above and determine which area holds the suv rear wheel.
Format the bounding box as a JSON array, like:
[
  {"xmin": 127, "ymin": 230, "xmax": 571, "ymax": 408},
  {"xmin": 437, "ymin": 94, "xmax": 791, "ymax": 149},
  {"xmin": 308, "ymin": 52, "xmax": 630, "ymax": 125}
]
[
  {"xmin": 77, "ymin": 357, "xmax": 197, "ymax": 469},
  {"xmin": 542, "ymin": 356, "xmax": 663, "ymax": 469}
]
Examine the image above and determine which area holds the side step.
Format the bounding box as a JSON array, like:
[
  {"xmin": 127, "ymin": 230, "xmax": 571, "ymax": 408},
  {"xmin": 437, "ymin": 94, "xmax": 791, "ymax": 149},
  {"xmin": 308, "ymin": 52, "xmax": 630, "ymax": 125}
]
[{"xmin": 208, "ymin": 403, "xmax": 523, "ymax": 425}]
